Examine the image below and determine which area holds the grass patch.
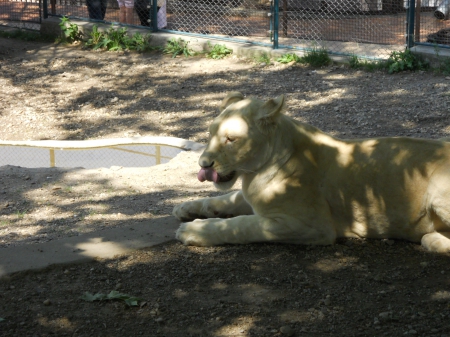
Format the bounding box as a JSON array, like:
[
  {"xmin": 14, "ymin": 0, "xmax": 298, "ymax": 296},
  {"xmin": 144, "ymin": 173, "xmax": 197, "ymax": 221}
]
[
  {"xmin": 255, "ymin": 52, "xmax": 271, "ymax": 65},
  {"xmin": 348, "ymin": 55, "xmax": 387, "ymax": 72},
  {"xmin": 205, "ymin": 41, "xmax": 232, "ymax": 59},
  {"xmin": 164, "ymin": 38, "xmax": 196, "ymax": 58},
  {"xmin": 277, "ymin": 48, "xmax": 331, "ymax": 67},
  {"xmin": 0, "ymin": 29, "xmax": 53, "ymax": 42},
  {"xmin": 299, "ymin": 47, "xmax": 331, "ymax": 67},
  {"xmin": 432, "ymin": 45, "xmax": 450, "ymax": 75},
  {"xmin": 385, "ymin": 49, "xmax": 429, "ymax": 74},
  {"xmin": 276, "ymin": 53, "xmax": 301, "ymax": 63},
  {"xmin": 349, "ymin": 50, "xmax": 430, "ymax": 74},
  {"xmin": 85, "ymin": 24, "xmax": 153, "ymax": 52}
]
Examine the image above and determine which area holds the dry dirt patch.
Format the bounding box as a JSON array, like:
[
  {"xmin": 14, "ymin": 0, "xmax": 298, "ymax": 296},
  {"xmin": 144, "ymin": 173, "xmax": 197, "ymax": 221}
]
[{"xmin": 1, "ymin": 37, "xmax": 450, "ymax": 337}]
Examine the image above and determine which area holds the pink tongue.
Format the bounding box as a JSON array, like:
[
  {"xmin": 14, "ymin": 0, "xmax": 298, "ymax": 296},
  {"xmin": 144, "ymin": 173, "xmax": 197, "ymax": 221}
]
[{"xmin": 198, "ymin": 168, "xmax": 220, "ymax": 183}]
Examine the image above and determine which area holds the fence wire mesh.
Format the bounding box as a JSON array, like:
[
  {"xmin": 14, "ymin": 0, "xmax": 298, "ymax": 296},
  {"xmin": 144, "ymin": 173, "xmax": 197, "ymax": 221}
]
[
  {"xmin": 166, "ymin": 0, "xmax": 271, "ymax": 38},
  {"xmin": 1, "ymin": 0, "xmax": 450, "ymax": 59},
  {"xmin": 0, "ymin": 0, "xmax": 41, "ymax": 30},
  {"xmin": 277, "ymin": 0, "xmax": 407, "ymax": 59},
  {"xmin": 38, "ymin": 0, "xmax": 167, "ymax": 27},
  {"xmin": 0, "ymin": 144, "xmax": 184, "ymax": 169},
  {"xmin": 415, "ymin": 0, "xmax": 450, "ymax": 46}
]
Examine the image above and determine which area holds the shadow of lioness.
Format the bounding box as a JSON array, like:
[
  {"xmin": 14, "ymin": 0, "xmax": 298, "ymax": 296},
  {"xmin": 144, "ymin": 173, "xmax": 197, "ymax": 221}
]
[{"xmin": 173, "ymin": 92, "xmax": 450, "ymax": 253}]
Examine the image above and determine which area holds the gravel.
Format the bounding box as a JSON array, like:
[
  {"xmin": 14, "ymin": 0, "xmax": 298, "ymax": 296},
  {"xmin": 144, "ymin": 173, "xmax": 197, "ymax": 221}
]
[{"xmin": 1, "ymin": 37, "xmax": 450, "ymax": 337}]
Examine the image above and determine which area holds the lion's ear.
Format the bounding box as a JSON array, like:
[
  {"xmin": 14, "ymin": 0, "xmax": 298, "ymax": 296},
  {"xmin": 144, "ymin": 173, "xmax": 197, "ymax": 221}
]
[
  {"xmin": 219, "ymin": 92, "xmax": 245, "ymax": 112},
  {"xmin": 257, "ymin": 94, "xmax": 285, "ymax": 123}
]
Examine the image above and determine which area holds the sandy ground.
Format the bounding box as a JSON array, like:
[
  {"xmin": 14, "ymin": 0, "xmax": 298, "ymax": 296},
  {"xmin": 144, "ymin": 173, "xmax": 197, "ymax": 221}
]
[{"xmin": 1, "ymin": 37, "xmax": 450, "ymax": 337}]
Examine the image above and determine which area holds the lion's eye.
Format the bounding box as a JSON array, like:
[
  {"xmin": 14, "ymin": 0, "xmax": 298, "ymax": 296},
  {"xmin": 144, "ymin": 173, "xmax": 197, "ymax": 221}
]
[{"xmin": 225, "ymin": 136, "xmax": 236, "ymax": 143}]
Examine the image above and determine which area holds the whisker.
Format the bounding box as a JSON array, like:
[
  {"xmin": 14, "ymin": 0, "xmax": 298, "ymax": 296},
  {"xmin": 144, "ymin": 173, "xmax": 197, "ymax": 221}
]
[{"xmin": 237, "ymin": 168, "xmax": 256, "ymax": 173}]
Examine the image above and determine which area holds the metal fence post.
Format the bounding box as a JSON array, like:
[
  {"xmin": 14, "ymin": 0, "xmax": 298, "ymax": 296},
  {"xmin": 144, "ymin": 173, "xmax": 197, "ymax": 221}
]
[
  {"xmin": 152, "ymin": 0, "xmax": 158, "ymax": 32},
  {"xmin": 406, "ymin": 0, "xmax": 416, "ymax": 49},
  {"xmin": 273, "ymin": 0, "xmax": 279, "ymax": 49},
  {"xmin": 43, "ymin": 0, "xmax": 48, "ymax": 19}
]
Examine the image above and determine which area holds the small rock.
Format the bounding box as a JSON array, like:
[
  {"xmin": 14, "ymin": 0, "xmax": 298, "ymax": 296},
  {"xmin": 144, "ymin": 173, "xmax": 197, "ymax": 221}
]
[
  {"xmin": 420, "ymin": 262, "xmax": 428, "ymax": 267},
  {"xmin": 43, "ymin": 299, "xmax": 51, "ymax": 306},
  {"xmin": 280, "ymin": 325, "xmax": 294, "ymax": 336}
]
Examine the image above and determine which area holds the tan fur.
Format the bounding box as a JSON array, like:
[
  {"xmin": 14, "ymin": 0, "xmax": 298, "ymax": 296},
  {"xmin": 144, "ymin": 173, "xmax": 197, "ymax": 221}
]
[{"xmin": 173, "ymin": 92, "xmax": 450, "ymax": 252}]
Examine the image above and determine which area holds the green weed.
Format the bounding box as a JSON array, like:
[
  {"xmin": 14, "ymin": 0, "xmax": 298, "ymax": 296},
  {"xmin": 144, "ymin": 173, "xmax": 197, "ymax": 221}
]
[
  {"xmin": 85, "ymin": 25, "xmax": 152, "ymax": 52},
  {"xmin": 164, "ymin": 38, "xmax": 196, "ymax": 58},
  {"xmin": 277, "ymin": 53, "xmax": 301, "ymax": 63},
  {"xmin": 59, "ymin": 16, "xmax": 82, "ymax": 43},
  {"xmin": 348, "ymin": 55, "xmax": 387, "ymax": 72},
  {"xmin": 85, "ymin": 25, "xmax": 104, "ymax": 49},
  {"xmin": 15, "ymin": 210, "xmax": 27, "ymax": 219},
  {"xmin": 276, "ymin": 49, "xmax": 331, "ymax": 67},
  {"xmin": 386, "ymin": 49, "xmax": 429, "ymax": 74},
  {"xmin": 205, "ymin": 42, "xmax": 232, "ymax": 59},
  {"xmin": 299, "ymin": 47, "xmax": 331, "ymax": 67},
  {"xmin": 255, "ymin": 52, "xmax": 271, "ymax": 65}
]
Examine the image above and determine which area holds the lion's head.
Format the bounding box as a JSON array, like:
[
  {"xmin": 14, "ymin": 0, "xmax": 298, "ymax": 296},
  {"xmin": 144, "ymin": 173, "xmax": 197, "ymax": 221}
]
[{"xmin": 197, "ymin": 92, "xmax": 285, "ymax": 190}]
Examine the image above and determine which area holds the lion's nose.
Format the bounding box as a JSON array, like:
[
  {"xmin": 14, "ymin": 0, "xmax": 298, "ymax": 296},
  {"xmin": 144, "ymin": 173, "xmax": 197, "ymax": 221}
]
[{"xmin": 199, "ymin": 158, "xmax": 214, "ymax": 168}]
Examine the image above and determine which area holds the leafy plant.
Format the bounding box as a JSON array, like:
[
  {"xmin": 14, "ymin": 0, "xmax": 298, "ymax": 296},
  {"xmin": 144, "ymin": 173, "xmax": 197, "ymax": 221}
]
[
  {"xmin": 105, "ymin": 25, "xmax": 130, "ymax": 51},
  {"xmin": 85, "ymin": 25, "xmax": 105, "ymax": 50},
  {"xmin": 85, "ymin": 25, "xmax": 152, "ymax": 52},
  {"xmin": 59, "ymin": 16, "xmax": 82, "ymax": 43},
  {"xmin": 80, "ymin": 291, "xmax": 141, "ymax": 307},
  {"xmin": 164, "ymin": 38, "xmax": 196, "ymax": 58},
  {"xmin": 130, "ymin": 32, "xmax": 153, "ymax": 52},
  {"xmin": 386, "ymin": 49, "xmax": 429, "ymax": 74},
  {"xmin": 299, "ymin": 47, "xmax": 331, "ymax": 67},
  {"xmin": 255, "ymin": 52, "xmax": 271, "ymax": 65},
  {"xmin": 206, "ymin": 42, "xmax": 232, "ymax": 59},
  {"xmin": 277, "ymin": 53, "xmax": 301, "ymax": 63}
]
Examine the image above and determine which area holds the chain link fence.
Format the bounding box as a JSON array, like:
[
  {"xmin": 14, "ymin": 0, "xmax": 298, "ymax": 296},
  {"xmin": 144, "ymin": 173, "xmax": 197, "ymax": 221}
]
[
  {"xmin": 276, "ymin": 0, "xmax": 407, "ymax": 58},
  {"xmin": 0, "ymin": 0, "xmax": 41, "ymax": 30},
  {"xmin": 414, "ymin": 0, "xmax": 450, "ymax": 46},
  {"xmin": 1, "ymin": 0, "xmax": 450, "ymax": 59},
  {"xmin": 0, "ymin": 143, "xmax": 184, "ymax": 169}
]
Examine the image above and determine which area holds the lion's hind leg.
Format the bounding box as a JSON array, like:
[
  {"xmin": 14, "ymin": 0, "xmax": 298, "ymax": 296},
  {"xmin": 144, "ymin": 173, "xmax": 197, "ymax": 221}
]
[{"xmin": 421, "ymin": 232, "xmax": 450, "ymax": 253}]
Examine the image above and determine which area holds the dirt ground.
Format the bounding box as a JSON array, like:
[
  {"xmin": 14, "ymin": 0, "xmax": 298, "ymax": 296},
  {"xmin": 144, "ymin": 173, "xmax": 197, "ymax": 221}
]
[{"xmin": 1, "ymin": 36, "xmax": 450, "ymax": 337}]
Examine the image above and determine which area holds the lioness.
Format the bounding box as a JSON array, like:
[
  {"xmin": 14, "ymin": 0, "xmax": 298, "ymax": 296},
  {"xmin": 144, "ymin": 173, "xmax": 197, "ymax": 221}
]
[{"xmin": 173, "ymin": 92, "xmax": 450, "ymax": 253}]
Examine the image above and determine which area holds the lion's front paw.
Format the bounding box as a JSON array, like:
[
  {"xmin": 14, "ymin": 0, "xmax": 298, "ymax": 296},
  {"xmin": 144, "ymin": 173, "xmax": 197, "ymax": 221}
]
[
  {"xmin": 176, "ymin": 219, "xmax": 221, "ymax": 246},
  {"xmin": 172, "ymin": 201, "xmax": 203, "ymax": 222}
]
